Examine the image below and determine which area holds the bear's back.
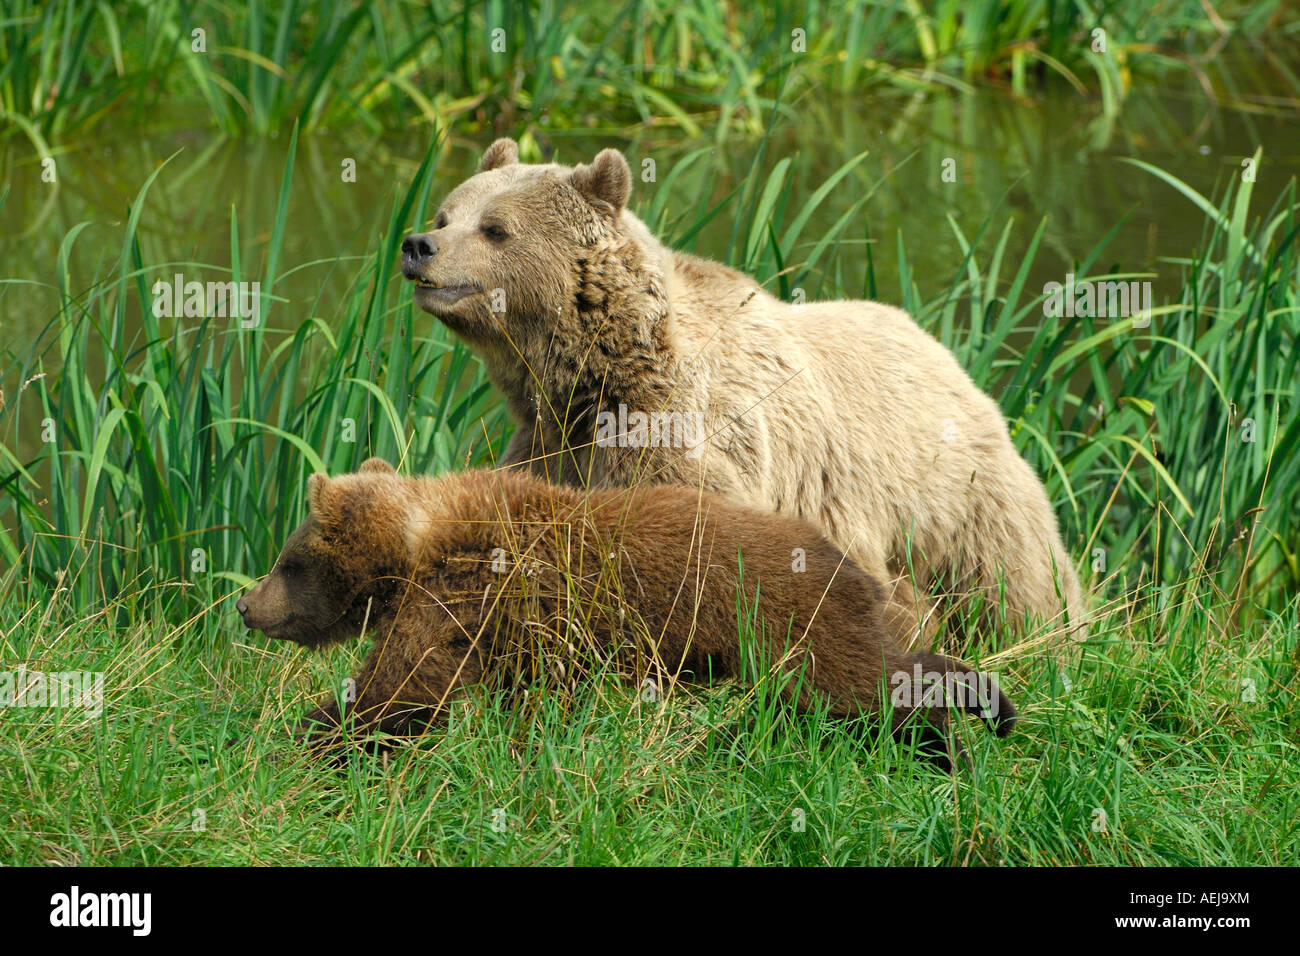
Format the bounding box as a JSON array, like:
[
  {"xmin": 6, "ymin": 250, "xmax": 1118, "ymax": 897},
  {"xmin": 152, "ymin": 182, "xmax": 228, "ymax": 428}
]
[
  {"xmin": 576, "ymin": 481, "xmax": 889, "ymax": 662},
  {"xmin": 416, "ymin": 470, "xmax": 890, "ymax": 675}
]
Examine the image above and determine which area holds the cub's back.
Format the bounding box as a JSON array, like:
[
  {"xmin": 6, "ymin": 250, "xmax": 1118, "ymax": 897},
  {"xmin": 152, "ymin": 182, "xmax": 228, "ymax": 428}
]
[{"xmin": 579, "ymin": 481, "xmax": 888, "ymax": 655}]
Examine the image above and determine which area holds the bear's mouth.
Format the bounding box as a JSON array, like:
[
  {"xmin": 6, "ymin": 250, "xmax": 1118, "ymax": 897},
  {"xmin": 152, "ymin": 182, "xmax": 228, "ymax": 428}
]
[
  {"xmin": 411, "ymin": 278, "xmax": 481, "ymax": 305},
  {"xmin": 256, "ymin": 611, "xmax": 298, "ymax": 637}
]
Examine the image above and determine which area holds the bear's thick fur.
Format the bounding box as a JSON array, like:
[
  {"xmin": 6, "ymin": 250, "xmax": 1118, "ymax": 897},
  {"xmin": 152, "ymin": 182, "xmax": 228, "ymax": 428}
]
[
  {"xmin": 399, "ymin": 138, "xmax": 1086, "ymax": 646},
  {"xmin": 237, "ymin": 459, "xmax": 1016, "ymax": 767}
]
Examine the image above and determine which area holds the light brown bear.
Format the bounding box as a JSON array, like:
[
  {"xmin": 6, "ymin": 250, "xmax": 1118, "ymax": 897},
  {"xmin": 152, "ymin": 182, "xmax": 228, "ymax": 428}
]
[
  {"xmin": 399, "ymin": 138, "xmax": 1086, "ymax": 646},
  {"xmin": 237, "ymin": 459, "xmax": 1016, "ymax": 769}
]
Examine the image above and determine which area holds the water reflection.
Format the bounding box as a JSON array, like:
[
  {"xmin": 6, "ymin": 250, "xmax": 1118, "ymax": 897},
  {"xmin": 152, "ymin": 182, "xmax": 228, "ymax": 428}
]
[{"xmin": 2, "ymin": 75, "xmax": 1297, "ymax": 350}]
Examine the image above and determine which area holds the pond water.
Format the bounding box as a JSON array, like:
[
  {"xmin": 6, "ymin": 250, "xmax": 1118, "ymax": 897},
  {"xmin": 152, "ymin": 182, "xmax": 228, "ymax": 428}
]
[{"xmin": 2, "ymin": 63, "xmax": 1298, "ymax": 391}]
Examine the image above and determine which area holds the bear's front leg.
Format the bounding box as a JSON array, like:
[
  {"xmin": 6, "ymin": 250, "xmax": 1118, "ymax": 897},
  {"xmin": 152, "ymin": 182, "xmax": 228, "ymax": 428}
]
[
  {"xmin": 498, "ymin": 420, "xmax": 535, "ymax": 470},
  {"xmin": 298, "ymin": 619, "xmax": 487, "ymax": 755},
  {"xmin": 501, "ymin": 420, "xmax": 580, "ymax": 486},
  {"xmin": 294, "ymin": 699, "xmax": 344, "ymax": 750}
]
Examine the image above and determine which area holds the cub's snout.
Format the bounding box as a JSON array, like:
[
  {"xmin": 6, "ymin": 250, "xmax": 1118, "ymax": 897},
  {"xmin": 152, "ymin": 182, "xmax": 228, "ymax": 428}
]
[{"xmin": 234, "ymin": 579, "xmax": 278, "ymax": 632}]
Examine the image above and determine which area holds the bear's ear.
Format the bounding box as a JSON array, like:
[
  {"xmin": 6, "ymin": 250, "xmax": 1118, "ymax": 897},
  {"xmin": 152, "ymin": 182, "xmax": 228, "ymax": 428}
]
[
  {"xmin": 307, "ymin": 473, "xmax": 339, "ymax": 523},
  {"xmin": 570, "ymin": 148, "xmax": 630, "ymax": 217},
  {"xmin": 359, "ymin": 458, "xmax": 396, "ymax": 475},
  {"xmin": 478, "ymin": 138, "xmax": 519, "ymax": 173}
]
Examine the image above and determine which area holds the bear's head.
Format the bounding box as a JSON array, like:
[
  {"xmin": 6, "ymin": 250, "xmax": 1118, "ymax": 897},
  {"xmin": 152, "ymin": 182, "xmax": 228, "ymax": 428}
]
[
  {"xmin": 399, "ymin": 138, "xmax": 639, "ymax": 348},
  {"xmin": 237, "ymin": 458, "xmax": 419, "ymax": 648}
]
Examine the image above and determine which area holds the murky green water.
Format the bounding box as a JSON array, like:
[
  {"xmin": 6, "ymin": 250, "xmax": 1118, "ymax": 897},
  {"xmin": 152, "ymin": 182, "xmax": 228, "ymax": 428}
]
[{"xmin": 3, "ymin": 71, "xmax": 1298, "ymax": 368}]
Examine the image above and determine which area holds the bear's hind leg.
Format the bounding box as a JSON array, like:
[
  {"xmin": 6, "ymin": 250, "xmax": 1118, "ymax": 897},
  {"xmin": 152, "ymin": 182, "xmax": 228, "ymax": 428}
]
[
  {"xmin": 958, "ymin": 458, "xmax": 1088, "ymax": 640},
  {"xmin": 887, "ymin": 651, "xmax": 1018, "ymax": 770}
]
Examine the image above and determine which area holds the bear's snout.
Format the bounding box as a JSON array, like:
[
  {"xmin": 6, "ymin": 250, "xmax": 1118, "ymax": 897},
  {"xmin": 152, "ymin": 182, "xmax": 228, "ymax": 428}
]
[
  {"xmin": 401, "ymin": 233, "xmax": 438, "ymax": 277},
  {"xmin": 235, "ymin": 584, "xmax": 271, "ymax": 630},
  {"xmin": 235, "ymin": 591, "xmax": 262, "ymax": 629}
]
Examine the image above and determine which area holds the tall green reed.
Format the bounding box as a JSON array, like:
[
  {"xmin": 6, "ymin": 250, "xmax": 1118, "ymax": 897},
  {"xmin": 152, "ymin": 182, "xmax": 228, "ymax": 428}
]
[
  {"xmin": 892, "ymin": 158, "xmax": 1299, "ymax": 617},
  {"xmin": 3, "ymin": 0, "xmax": 1292, "ymax": 140},
  {"xmin": 0, "ymin": 128, "xmax": 508, "ymax": 616}
]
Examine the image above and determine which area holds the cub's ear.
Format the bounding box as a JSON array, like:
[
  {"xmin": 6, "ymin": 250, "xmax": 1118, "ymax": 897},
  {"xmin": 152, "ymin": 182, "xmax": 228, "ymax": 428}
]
[
  {"xmin": 570, "ymin": 148, "xmax": 630, "ymax": 217},
  {"xmin": 479, "ymin": 138, "xmax": 519, "ymax": 173},
  {"xmin": 359, "ymin": 458, "xmax": 396, "ymax": 475},
  {"xmin": 307, "ymin": 473, "xmax": 338, "ymax": 522}
]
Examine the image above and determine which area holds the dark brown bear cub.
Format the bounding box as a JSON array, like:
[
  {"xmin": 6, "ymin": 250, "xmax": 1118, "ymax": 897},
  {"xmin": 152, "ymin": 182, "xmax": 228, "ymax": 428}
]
[{"xmin": 237, "ymin": 459, "xmax": 1017, "ymax": 768}]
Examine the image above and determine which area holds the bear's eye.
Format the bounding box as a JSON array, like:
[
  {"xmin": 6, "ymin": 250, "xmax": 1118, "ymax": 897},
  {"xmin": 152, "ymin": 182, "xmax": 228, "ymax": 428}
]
[
  {"xmin": 433, "ymin": 211, "xmax": 447, "ymax": 229},
  {"xmin": 480, "ymin": 223, "xmax": 508, "ymax": 243}
]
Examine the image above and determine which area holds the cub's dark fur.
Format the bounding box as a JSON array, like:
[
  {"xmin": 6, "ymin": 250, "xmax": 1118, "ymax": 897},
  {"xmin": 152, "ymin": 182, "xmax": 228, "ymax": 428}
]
[{"xmin": 238, "ymin": 460, "xmax": 1016, "ymax": 768}]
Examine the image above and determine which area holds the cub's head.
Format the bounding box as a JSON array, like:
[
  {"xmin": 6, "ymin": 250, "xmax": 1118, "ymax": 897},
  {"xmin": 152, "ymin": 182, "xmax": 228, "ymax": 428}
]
[
  {"xmin": 237, "ymin": 458, "xmax": 419, "ymax": 648},
  {"xmin": 399, "ymin": 138, "xmax": 636, "ymax": 345}
]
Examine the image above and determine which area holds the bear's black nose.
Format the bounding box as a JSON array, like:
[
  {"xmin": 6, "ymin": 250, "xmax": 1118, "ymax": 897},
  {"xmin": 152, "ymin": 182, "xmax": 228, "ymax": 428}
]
[
  {"xmin": 236, "ymin": 597, "xmax": 248, "ymax": 617},
  {"xmin": 401, "ymin": 233, "xmax": 437, "ymax": 276}
]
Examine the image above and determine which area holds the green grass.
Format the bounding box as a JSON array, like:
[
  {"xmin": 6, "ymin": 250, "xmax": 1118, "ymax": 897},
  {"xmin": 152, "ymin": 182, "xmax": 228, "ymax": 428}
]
[
  {"xmin": 1, "ymin": 98, "xmax": 1298, "ymax": 864},
  {"xmin": 2, "ymin": 0, "xmax": 1295, "ymax": 141},
  {"xmin": 1, "ymin": 566, "xmax": 1295, "ymax": 864}
]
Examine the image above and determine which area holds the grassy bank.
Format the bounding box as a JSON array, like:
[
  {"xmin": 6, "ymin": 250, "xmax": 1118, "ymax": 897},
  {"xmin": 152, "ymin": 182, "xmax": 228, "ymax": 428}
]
[{"xmin": 1, "ymin": 566, "xmax": 1295, "ymax": 864}]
